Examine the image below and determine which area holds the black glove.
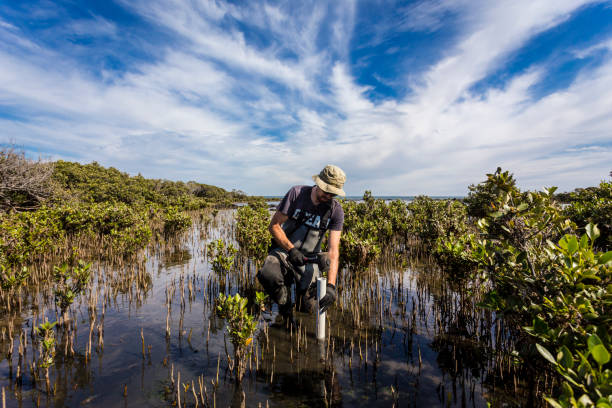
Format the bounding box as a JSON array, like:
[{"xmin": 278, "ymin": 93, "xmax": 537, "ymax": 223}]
[
  {"xmin": 319, "ymin": 283, "xmax": 336, "ymax": 313},
  {"xmin": 288, "ymin": 248, "xmax": 304, "ymax": 267}
]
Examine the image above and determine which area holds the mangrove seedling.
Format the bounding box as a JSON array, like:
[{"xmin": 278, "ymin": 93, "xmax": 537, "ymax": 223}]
[
  {"xmin": 36, "ymin": 320, "xmax": 57, "ymax": 368},
  {"xmin": 0, "ymin": 265, "xmax": 29, "ymax": 290},
  {"xmin": 207, "ymin": 239, "xmax": 237, "ymax": 275},
  {"xmin": 216, "ymin": 293, "xmax": 257, "ymax": 383},
  {"xmin": 254, "ymin": 291, "xmax": 269, "ymax": 318},
  {"xmin": 36, "ymin": 320, "xmax": 57, "ymax": 391},
  {"xmin": 53, "ymin": 260, "xmax": 92, "ymax": 324}
]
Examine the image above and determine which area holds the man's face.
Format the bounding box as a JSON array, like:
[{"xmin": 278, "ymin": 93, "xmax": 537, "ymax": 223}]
[{"xmin": 316, "ymin": 186, "xmax": 336, "ymax": 203}]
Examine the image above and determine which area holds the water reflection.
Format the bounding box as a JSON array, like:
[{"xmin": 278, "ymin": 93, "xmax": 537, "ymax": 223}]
[{"xmin": 0, "ymin": 210, "xmax": 537, "ymax": 407}]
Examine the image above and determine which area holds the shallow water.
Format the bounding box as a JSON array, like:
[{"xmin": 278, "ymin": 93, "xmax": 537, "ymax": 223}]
[{"xmin": 0, "ymin": 210, "xmax": 528, "ymax": 407}]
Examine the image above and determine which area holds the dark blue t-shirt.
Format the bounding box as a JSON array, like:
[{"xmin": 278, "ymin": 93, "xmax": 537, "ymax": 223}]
[{"xmin": 277, "ymin": 185, "xmax": 344, "ymax": 231}]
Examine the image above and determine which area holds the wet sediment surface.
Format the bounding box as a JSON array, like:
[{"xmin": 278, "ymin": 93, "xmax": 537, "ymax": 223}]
[{"xmin": 0, "ymin": 210, "xmax": 530, "ymax": 407}]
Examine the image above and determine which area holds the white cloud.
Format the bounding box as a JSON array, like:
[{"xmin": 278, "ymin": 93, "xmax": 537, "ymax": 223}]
[
  {"xmin": 1, "ymin": 0, "xmax": 611, "ymax": 195},
  {"xmin": 65, "ymin": 16, "xmax": 118, "ymax": 38},
  {"xmin": 122, "ymin": 0, "xmax": 324, "ymax": 95},
  {"xmin": 0, "ymin": 19, "xmax": 16, "ymax": 30},
  {"xmin": 397, "ymin": 0, "xmax": 467, "ymax": 32},
  {"xmin": 415, "ymin": 0, "xmax": 588, "ymax": 112}
]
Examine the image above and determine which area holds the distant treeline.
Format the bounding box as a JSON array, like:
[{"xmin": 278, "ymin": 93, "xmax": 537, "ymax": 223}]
[
  {"xmin": 0, "ymin": 147, "xmax": 260, "ymax": 212},
  {"xmin": 0, "ymin": 146, "xmax": 262, "ymax": 270},
  {"xmin": 52, "ymin": 160, "xmax": 256, "ymax": 209}
]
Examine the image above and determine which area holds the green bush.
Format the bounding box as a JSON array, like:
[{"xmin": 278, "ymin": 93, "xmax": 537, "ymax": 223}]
[
  {"xmin": 235, "ymin": 202, "xmax": 270, "ymax": 264},
  {"xmin": 532, "ymin": 227, "xmax": 611, "ymax": 407},
  {"xmin": 406, "ymin": 196, "xmax": 469, "ymax": 249},
  {"xmin": 0, "ymin": 207, "xmax": 65, "ymax": 266},
  {"xmin": 563, "ymin": 181, "xmax": 612, "ymax": 251},
  {"xmin": 434, "ymin": 233, "xmax": 479, "ymax": 278},
  {"xmin": 52, "ymin": 160, "xmax": 244, "ymax": 210},
  {"xmin": 161, "ymin": 206, "xmax": 192, "ymax": 236},
  {"xmin": 462, "ymin": 168, "xmax": 611, "ymax": 406},
  {"xmin": 339, "ymin": 192, "xmax": 409, "ymax": 269},
  {"xmin": 0, "ymin": 202, "xmax": 154, "ymax": 269},
  {"xmin": 464, "ymin": 168, "xmax": 518, "ymax": 219},
  {"xmin": 54, "ymin": 202, "xmax": 153, "ymax": 255},
  {"xmin": 0, "ymin": 159, "xmax": 255, "ymax": 271}
]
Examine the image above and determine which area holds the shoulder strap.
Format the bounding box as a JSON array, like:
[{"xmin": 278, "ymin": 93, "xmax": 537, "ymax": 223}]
[
  {"xmin": 283, "ymin": 209, "xmax": 309, "ymax": 238},
  {"xmin": 318, "ymin": 202, "xmax": 333, "ymax": 231}
]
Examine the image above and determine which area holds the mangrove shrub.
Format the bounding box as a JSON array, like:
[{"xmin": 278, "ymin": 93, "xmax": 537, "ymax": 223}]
[{"xmin": 235, "ymin": 202, "xmax": 271, "ymax": 264}]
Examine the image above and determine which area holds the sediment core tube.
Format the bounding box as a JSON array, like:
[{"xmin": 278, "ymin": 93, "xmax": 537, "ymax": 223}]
[{"xmin": 316, "ymin": 277, "xmax": 326, "ymax": 340}]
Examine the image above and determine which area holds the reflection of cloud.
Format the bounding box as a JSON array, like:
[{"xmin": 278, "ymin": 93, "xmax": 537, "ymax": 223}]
[{"xmin": 0, "ymin": 0, "xmax": 611, "ymax": 195}]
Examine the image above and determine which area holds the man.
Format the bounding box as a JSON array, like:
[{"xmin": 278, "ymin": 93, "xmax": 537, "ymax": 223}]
[{"xmin": 257, "ymin": 164, "xmax": 346, "ymax": 319}]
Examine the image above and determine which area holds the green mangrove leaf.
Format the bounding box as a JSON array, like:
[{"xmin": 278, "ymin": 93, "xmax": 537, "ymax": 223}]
[
  {"xmin": 596, "ymin": 398, "xmax": 612, "ymax": 408},
  {"xmin": 580, "ymin": 274, "xmax": 601, "ymax": 283},
  {"xmin": 580, "ymin": 234, "xmax": 589, "ymax": 249},
  {"xmin": 590, "ymin": 344, "xmax": 610, "ymax": 365},
  {"xmin": 598, "ymin": 251, "xmax": 612, "ymax": 265},
  {"xmin": 561, "ymin": 382, "xmax": 574, "ymax": 398},
  {"xmin": 560, "ymin": 371, "xmax": 582, "ymax": 388},
  {"xmin": 577, "ymin": 358, "xmax": 592, "ymax": 378},
  {"xmin": 536, "ymin": 344, "xmax": 557, "ymax": 365},
  {"xmin": 586, "ymin": 223, "xmax": 600, "ymax": 241},
  {"xmin": 558, "ymin": 346, "xmax": 574, "ymax": 369},
  {"xmin": 598, "ymin": 384, "xmax": 612, "ymax": 396},
  {"xmin": 559, "ymin": 236, "xmax": 569, "ymax": 250},
  {"xmin": 534, "ymin": 316, "xmax": 549, "ymax": 334},
  {"xmin": 567, "ymin": 235, "xmax": 579, "ymax": 254},
  {"xmin": 588, "ymin": 334, "xmax": 604, "ymax": 349},
  {"xmin": 543, "ymin": 397, "xmax": 563, "ymax": 408}
]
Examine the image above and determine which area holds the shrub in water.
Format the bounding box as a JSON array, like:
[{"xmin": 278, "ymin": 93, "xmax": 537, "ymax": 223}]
[
  {"xmin": 235, "ymin": 202, "xmax": 270, "ymax": 264},
  {"xmin": 53, "ymin": 260, "xmax": 92, "ymax": 325},
  {"xmin": 339, "ymin": 191, "xmax": 409, "ymax": 269},
  {"xmin": 207, "ymin": 239, "xmax": 237, "ymax": 275},
  {"xmin": 463, "ymin": 168, "xmax": 611, "ymax": 406},
  {"xmin": 216, "ymin": 293, "xmax": 257, "ymax": 383}
]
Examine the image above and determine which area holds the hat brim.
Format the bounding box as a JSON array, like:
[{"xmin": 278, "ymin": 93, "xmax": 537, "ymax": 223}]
[{"xmin": 312, "ymin": 175, "xmax": 346, "ymax": 197}]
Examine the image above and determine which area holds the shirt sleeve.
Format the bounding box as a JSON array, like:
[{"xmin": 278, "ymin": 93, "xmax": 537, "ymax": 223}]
[
  {"xmin": 327, "ymin": 201, "xmax": 344, "ymax": 231},
  {"xmin": 276, "ymin": 186, "xmax": 297, "ymax": 216}
]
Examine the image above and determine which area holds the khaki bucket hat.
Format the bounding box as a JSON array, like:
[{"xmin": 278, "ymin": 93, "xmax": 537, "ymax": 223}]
[{"xmin": 312, "ymin": 165, "xmax": 346, "ymax": 197}]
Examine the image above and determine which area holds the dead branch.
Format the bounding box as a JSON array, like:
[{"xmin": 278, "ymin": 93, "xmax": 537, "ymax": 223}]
[{"xmin": 0, "ymin": 146, "xmax": 54, "ymax": 211}]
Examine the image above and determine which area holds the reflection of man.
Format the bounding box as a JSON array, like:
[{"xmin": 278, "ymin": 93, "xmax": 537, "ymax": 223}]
[{"xmin": 257, "ymin": 165, "xmax": 346, "ymax": 319}]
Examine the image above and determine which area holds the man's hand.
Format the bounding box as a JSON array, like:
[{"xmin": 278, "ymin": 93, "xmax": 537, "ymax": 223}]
[
  {"xmin": 288, "ymin": 248, "xmax": 304, "ymax": 267},
  {"xmin": 319, "ymin": 283, "xmax": 336, "ymax": 313}
]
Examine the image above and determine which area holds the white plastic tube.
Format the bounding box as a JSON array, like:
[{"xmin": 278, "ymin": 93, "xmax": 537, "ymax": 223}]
[{"xmin": 316, "ymin": 277, "xmax": 326, "ymax": 340}]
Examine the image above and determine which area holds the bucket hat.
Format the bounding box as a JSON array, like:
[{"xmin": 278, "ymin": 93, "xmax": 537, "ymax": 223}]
[{"xmin": 312, "ymin": 165, "xmax": 346, "ymax": 197}]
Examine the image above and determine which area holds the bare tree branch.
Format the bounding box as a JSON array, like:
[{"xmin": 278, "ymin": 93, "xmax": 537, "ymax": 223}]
[{"xmin": 0, "ymin": 146, "xmax": 55, "ymax": 211}]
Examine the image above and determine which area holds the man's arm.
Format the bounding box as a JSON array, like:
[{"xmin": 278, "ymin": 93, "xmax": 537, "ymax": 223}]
[
  {"xmin": 326, "ymin": 229, "xmax": 341, "ymax": 286},
  {"xmin": 268, "ymin": 210, "xmax": 292, "ymax": 251}
]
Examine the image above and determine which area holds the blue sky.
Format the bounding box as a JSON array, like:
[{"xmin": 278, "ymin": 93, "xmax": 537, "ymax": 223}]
[{"xmin": 1, "ymin": 0, "xmax": 611, "ymax": 195}]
